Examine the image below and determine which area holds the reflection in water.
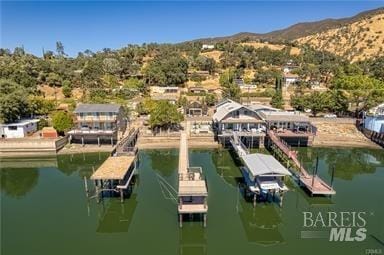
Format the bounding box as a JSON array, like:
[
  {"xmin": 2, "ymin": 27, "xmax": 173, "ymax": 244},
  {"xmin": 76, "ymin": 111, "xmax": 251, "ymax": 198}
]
[
  {"xmin": 299, "ymin": 148, "xmax": 383, "ymax": 181},
  {"xmin": 57, "ymin": 152, "xmax": 109, "ymax": 178},
  {"xmin": 96, "ymin": 194, "xmax": 138, "ymax": 233},
  {"xmin": 179, "ymin": 224, "xmax": 207, "ymax": 255},
  {"xmin": 0, "ymin": 156, "xmax": 58, "ymax": 169},
  {"xmin": 238, "ymin": 200, "xmax": 284, "ymax": 246},
  {"xmin": 0, "ymin": 168, "xmax": 39, "ymax": 198},
  {"xmin": 147, "ymin": 150, "xmax": 178, "ymax": 177},
  {"xmin": 212, "ymin": 149, "xmax": 243, "ymax": 188}
]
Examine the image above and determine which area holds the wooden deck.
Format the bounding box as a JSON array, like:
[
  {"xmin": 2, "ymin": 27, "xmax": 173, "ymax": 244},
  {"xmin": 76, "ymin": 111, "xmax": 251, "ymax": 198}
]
[
  {"xmin": 91, "ymin": 156, "xmax": 135, "ymax": 180},
  {"xmin": 179, "ymin": 204, "xmax": 207, "ymax": 214},
  {"xmin": 267, "ymin": 130, "xmax": 335, "ymax": 196}
]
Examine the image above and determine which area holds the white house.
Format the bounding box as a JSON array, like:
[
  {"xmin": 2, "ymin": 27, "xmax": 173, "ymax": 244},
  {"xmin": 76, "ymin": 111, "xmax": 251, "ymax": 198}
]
[
  {"xmin": 201, "ymin": 44, "xmax": 215, "ymax": 50},
  {"xmin": 0, "ymin": 119, "xmax": 40, "ymax": 138}
]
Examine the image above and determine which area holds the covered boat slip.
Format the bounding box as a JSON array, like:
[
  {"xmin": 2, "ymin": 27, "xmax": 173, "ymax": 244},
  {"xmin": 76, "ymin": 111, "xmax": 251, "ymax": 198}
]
[
  {"xmin": 240, "ymin": 153, "xmax": 291, "ymax": 207},
  {"xmin": 91, "ymin": 155, "xmax": 137, "ymax": 202}
]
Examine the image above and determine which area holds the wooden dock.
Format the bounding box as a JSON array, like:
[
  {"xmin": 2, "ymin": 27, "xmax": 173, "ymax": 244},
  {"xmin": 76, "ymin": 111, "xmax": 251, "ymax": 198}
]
[
  {"xmin": 267, "ymin": 130, "xmax": 335, "ymax": 196},
  {"xmin": 177, "ymin": 132, "xmax": 208, "ymax": 227},
  {"xmin": 89, "ymin": 128, "xmax": 139, "ymax": 203}
]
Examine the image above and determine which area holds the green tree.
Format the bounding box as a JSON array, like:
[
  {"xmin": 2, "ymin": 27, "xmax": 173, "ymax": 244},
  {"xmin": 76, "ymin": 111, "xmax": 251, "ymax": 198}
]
[
  {"xmin": 62, "ymin": 80, "xmax": 72, "ymax": 98},
  {"xmin": 270, "ymin": 90, "xmax": 284, "ymax": 109},
  {"xmin": 52, "ymin": 111, "xmax": 73, "ymax": 134},
  {"xmin": 205, "ymin": 93, "xmax": 217, "ymax": 106},
  {"xmin": 326, "ymin": 90, "xmax": 349, "ymax": 116},
  {"xmin": 27, "ymin": 96, "xmax": 55, "ymax": 116},
  {"xmin": 143, "ymin": 52, "xmax": 188, "ymax": 86},
  {"xmin": 0, "ymin": 80, "xmax": 29, "ymax": 123},
  {"xmin": 56, "ymin": 41, "xmax": 65, "ymax": 57},
  {"xmin": 331, "ymin": 75, "xmax": 384, "ymax": 116},
  {"xmin": 149, "ymin": 101, "xmax": 183, "ymax": 130}
]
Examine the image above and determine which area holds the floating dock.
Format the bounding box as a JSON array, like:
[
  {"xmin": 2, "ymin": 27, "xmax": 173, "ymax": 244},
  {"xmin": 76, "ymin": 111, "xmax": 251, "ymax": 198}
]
[
  {"xmin": 267, "ymin": 130, "xmax": 336, "ymax": 196},
  {"xmin": 177, "ymin": 132, "xmax": 208, "ymax": 227}
]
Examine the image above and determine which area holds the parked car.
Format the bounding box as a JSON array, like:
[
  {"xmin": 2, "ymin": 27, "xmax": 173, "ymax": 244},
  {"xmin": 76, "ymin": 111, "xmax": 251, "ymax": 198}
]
[{"xmin": 324, "ymin": 114, "xmax": 337, "ymax": 118}]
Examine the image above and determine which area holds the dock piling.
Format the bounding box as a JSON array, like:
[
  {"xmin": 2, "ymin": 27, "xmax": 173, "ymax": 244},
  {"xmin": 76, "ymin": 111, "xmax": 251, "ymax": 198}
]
[{"xmin": 84, "ymin": 176, "xmax": 89, "ymax": 198}]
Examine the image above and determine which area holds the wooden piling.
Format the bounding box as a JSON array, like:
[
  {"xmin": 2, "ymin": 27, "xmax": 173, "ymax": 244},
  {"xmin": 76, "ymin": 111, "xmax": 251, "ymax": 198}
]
[
  {"xmin": 120, "ymin": 188, "xmax": 124, "ymax": 203},
  {"xmin": 84, "ymin": 176, "xmax": 89, "ymax": 198}
]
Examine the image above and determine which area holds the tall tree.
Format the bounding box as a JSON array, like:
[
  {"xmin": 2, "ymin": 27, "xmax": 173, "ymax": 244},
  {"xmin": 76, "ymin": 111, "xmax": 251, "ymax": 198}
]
[
  {"xmin": 56, "ymin": 41, "xmax": 65, "ymax": 57},
  {"xmin": 0, "ymin": 80, "xmax": 29, "ymax": 123}
]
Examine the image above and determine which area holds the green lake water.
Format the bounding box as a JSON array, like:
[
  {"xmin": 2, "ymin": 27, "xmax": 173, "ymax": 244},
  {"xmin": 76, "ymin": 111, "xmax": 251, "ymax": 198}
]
[{"xmin": 1, "ymin": 148, "xmax": 383, "ymax": 255}]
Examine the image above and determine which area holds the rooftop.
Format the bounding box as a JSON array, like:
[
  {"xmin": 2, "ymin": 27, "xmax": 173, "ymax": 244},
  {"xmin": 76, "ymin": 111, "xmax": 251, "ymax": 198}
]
[
  {"xmin": 241, "ymin": 153, "xmax": 292, "ymax": 178},
  {"xmin": 0, "ymin": 119, "xmax": 40, "ymax": 127},
  {"xmin": 91, "ymin": 156, "xmax": 135, "ymax": 180},
  {"xmin": 213, "ymin": 99, "xmax": 257, "ymax": 122},
  {"xmin": 258, "ymin": 111, "xmax": 310, "ymax": 122},
  {"xmin": 74, "ymin": 104, "xmax": 121, "ymax": 113}
]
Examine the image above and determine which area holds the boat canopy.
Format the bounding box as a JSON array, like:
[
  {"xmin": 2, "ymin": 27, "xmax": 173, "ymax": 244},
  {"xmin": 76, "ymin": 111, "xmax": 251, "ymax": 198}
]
[{"xmin": 241, "ymin": 153, "xmax": 292, "ymax": 178}]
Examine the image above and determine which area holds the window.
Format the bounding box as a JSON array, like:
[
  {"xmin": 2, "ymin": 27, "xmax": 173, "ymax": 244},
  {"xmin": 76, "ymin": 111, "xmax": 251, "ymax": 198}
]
[{"xmin": 8, "ymin": 126, "xmax": 17, "ymax": 130}]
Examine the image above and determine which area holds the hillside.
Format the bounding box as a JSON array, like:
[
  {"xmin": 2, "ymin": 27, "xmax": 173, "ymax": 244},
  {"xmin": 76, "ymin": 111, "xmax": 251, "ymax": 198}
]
[
  {"xmin": 191, "ymin": 7, "xmax": 384, "ymax": 62},
  {"xmin": 192, "ymin": 7, "xmax": 384, "ymax": 44},
  {"xmin": 295, "ymin": 13, "xmax": 384, "ymax": 62}
]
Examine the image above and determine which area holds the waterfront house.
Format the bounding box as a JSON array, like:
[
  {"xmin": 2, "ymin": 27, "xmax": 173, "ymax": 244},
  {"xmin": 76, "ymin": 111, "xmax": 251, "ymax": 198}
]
[
  {"xmin": 0, "ymin": 119, "xmax": 39, "ymax": 138},
  {"xmin": 364, "ymin": 103, "xmax": 384, "ymax": 133},
  {"xmin": 213, "ymin": 99, "xmax": 266, "ymax": 148},
  {"xmin": 258, "ymin": 110, "xmax": 315, "ymax": 146},
  {"xmin": 68, "ymin": 104, "xmax": 127, "ymax": 146}
]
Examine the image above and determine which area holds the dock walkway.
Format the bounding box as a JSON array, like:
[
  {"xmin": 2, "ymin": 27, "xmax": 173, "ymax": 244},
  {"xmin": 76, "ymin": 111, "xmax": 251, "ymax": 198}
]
[
  {"xmin": 177, "ymin": 132, "xmax": 208, "ymax": 227},
  {"xmin": 267, "ymin": 130, "xmax": 335, "ymax": 195}
]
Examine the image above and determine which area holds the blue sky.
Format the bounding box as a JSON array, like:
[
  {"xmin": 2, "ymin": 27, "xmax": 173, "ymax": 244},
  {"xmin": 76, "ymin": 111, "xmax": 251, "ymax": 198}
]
[{"xmin": 1, "ymin": 1, "xmax": 384, "ymax": 56}]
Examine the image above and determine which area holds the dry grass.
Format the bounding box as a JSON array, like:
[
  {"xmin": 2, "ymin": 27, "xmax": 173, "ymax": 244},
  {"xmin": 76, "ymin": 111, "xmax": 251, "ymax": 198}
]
[
  {"xmin": 240, "ymin": 42, "xmax": 301, "ymax": 55},
  {"xmin": 200, "ymin": 50, "xmax": 222, "ymax": 63},
  {"xmin": 296, "ymin": 13, "xmax": 384, "ymax": 62}
]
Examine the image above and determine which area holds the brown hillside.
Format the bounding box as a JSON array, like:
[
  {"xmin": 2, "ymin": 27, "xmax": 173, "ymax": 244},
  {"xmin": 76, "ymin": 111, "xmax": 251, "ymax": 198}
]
[{"xmin": 295, "ymin": 13, "xmax": 384, "ymax": 62}]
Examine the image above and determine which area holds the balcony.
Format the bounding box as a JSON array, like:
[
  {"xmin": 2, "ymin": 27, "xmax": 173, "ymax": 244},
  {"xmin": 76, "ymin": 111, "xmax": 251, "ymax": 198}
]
[{"xmin": 76, "ymin": 115, "xmax": 117, "ymax": 122}]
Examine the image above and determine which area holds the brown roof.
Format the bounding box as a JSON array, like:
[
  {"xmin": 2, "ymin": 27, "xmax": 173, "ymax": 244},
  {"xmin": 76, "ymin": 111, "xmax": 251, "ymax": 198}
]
[{"xmin": 91, "ymin": 156, "xmax": 135, "ymax": 180}]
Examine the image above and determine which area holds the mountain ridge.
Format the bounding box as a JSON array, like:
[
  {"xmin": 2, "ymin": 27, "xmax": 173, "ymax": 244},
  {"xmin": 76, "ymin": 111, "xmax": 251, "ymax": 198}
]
[{"xmin": 188, "ymin": 7, "xmax": 384, "ymax": 44}]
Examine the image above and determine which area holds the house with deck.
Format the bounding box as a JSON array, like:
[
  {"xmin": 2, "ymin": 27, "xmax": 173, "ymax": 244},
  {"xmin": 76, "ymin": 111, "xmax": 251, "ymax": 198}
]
[
  {"xmin": 258, "ymin": 111, "xmax": 315, "ymax": 146},
  {"xmin": 212, "ymin": 99, "xmax": 267, "ymax": 148},
  {"xmin": 68, "ymin": 104, "xmax": 127, "ymax": 146}
]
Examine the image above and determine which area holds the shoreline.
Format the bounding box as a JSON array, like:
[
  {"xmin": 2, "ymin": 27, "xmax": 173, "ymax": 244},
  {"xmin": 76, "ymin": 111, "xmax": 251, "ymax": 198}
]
[{"xmin": 0, "ymin": 140, "xmax": 381, "ymax": 159}]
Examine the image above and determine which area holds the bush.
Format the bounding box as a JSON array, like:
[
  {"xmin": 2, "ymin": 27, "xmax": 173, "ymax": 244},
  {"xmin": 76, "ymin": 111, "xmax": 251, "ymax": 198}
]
[
  {"xmin": 38, "ymin": 118, "xmax": 49, "ymax": 130},
  {"xmin": 52, "ymin": 111, "xmax": 73, "ymax": 135}
]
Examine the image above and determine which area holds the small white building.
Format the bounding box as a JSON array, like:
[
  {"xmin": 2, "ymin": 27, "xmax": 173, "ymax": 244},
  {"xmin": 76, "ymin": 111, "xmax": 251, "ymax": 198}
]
[
  {"xmin": 0, "ymin": 119, "xmax": 40, "ymax": 138},
  {"xmin": 201, "ymin": 44, "xmax": 215, "ymax": 50}
]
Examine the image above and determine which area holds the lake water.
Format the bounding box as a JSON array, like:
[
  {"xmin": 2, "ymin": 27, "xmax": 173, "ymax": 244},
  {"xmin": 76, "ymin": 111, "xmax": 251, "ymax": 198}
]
[{"xmin": 1, "ymin": 148, "xmax": 383, "ymax": 255}]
